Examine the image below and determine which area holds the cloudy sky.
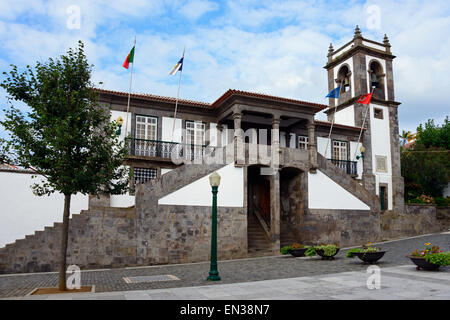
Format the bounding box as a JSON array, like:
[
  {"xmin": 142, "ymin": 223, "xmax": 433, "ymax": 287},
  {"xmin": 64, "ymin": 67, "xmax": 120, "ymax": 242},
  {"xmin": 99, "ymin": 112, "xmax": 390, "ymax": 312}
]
[{"xmin": 0, "ymin": 0, "xmax": 449, "ymax": 134}]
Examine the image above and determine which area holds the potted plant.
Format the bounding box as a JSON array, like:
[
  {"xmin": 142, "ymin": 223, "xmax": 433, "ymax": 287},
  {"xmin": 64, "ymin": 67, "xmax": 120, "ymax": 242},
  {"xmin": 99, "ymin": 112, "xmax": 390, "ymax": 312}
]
[
  {"xmin": 346, "ymin": 242, "xmax": 386, "ymax": 264},
  {"xmin": 408, "ymin": 243, "xmax": 450, "ymax": 271},
  {"xmin": 305, "ymin": 244, "xmax": 340, "ymax": 260},
  {"xmin": 281, "ymin": 243, "xmax": 309, "ymax": 257}
]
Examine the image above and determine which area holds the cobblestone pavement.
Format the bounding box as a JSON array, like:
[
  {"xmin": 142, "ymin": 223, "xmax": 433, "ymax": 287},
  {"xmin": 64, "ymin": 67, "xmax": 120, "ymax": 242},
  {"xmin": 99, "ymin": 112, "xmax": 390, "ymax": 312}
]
[
  {"xmin": 0, "ymin": 232, "xmax": 448, "ymax": 299},
  {"xmin": 8, "ymin": 264, "xmax": 450, "ymax": 300}
]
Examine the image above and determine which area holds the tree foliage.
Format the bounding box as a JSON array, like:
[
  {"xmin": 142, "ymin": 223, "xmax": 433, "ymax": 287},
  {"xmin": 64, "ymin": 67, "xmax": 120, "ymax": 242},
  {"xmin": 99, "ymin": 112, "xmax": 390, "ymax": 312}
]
[
  {"xmin": 0, "ymin": 41, "xmax": 129, "ymax": 197},
  {"xmin": 401, "ymin": 117, "xmax": 450, "ymax": 200}
]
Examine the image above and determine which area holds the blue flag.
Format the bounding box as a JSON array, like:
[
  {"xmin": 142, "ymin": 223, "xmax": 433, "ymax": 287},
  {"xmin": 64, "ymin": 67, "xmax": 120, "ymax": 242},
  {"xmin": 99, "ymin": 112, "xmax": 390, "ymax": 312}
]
[{"xmin": 326, "ymin": 86, "xmax": 341, "ymax": 99}]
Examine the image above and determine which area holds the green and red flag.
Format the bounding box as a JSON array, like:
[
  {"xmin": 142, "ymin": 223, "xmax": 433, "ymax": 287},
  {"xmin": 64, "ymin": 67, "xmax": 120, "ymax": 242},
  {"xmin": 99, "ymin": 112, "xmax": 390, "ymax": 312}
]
[{"xmin": 122, "ymin": 46, "xmax": 135, "ymax": 69}]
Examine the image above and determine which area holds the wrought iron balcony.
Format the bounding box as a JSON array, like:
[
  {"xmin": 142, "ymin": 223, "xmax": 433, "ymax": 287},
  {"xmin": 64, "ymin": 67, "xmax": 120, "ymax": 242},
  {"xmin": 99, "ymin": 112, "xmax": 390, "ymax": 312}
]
[
  {"xmin": 126, "ymin": 138, "xmax": 213, "ymax": 161},
  {"xmin": 328, "ymin": 158, "xmax": 358, "ymax": 176}
]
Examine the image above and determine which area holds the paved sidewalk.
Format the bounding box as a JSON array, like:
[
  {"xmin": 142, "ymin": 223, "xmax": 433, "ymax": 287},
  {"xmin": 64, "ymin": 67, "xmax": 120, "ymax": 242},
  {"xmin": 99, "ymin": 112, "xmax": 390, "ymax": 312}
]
[
  {"xmin": 4, "ymin": 264, "xmax": 450, "ymax": 300},
  {"xmin": 0, "ymin": 232, "xmax": 449, "ymax": 298}
]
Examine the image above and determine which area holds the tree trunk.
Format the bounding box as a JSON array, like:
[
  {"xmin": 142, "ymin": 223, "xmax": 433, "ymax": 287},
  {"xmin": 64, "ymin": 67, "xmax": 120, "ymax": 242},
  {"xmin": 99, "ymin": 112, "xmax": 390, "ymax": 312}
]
[{"xmin": 58, "ymin": 194, "xmax": 71, "ymax": 291}]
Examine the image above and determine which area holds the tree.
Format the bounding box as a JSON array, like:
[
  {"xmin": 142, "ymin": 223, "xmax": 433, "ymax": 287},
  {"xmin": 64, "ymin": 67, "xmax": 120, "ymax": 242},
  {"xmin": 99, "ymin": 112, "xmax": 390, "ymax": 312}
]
[
  {"xmin": 400, "ymin": 130, "xmax": 414, "ymax": 146},
  {"xmin": 401, "ymin": 117, "xmax": 450, "ymax": 200},
  {"xmin": 0, "ymin": 41, "xmax": 129, "ymax": 290}
]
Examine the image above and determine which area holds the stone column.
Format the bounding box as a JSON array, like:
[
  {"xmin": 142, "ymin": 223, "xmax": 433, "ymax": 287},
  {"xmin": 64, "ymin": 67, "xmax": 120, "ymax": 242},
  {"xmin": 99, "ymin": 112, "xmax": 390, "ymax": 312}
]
[
  {"xmin": 270, "ymin": 169, "xmax": 281, "ymax": 254},
  {"xmin": 307, "ymin": 122, "xmax": 318, "ymax": 173},
  {"xmin": 233, "ymin": 110, "xmax": 244, "ymax": 166}
]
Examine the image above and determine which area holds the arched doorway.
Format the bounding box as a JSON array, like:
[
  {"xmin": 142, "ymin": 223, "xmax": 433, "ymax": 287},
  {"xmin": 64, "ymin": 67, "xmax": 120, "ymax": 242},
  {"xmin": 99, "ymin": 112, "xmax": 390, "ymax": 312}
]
[{"xmin": 247, "ymin": 165, "xmax": 272, "ymax": 256}]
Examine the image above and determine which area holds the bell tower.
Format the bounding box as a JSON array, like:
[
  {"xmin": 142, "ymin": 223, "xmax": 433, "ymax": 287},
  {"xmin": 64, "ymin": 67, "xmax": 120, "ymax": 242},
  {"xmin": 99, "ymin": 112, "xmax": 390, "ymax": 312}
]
[{"xmin": 324, "ymin": 26, "xmax": 404, "ymax": 214}]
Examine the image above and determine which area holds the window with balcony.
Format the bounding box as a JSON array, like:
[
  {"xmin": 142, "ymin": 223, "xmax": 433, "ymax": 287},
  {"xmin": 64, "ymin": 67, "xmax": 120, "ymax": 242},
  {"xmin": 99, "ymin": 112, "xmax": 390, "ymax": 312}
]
[
  {"xmin": 332, "ymin": 140, "xmax": 348, "ymax": 160},
  {"xmin": 135, "ymin": 116, "xmax": 157, "ymax": 156}
]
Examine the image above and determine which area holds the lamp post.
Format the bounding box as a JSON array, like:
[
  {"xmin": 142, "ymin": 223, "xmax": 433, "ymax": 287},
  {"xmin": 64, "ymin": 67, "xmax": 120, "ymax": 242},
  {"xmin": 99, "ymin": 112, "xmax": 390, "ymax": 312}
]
[
  {"xmin": 116, "ymin": 116, "xmax": 124, "ymax": 136},
  {"xmin": 207, "ymin": 171, "xmax": 221, "ymax": 281},
  {"xmin": 356, "ymin": 145, "xmax": 365, "ymax": 160}
]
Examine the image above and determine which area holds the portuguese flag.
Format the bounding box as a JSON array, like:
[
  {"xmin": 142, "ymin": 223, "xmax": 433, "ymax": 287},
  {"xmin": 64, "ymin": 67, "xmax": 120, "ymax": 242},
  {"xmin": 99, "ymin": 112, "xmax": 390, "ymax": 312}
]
[{"xmin": 122, "ymin": 46, "xmax": 135, "ymax": 69}]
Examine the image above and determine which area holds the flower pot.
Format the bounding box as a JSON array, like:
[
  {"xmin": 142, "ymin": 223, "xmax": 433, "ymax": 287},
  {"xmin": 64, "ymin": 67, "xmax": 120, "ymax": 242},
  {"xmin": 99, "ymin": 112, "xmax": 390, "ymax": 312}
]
[
  {"xmin": 288, "ymin": 248, "xmax": 307, "ymax": 257},
  {"xmin": 315, "ymin": 248, "xmax": 340, "ymax": 260},
  {"xmin": 353, "ymin": 251, "xmax": 386, "ymax": 264},
  {"xmin": 409, "ymin": 256, "xmax": 440, "ymax": 271}
]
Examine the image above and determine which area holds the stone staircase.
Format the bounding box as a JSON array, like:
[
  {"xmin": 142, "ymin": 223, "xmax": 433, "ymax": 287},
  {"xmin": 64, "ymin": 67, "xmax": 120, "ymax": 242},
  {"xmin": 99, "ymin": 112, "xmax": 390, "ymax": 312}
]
[
  {"xmin": 0, "ymin": 206, "xmax": 136, "ymax": 274},
  {"xmin": 247, "ymin": 211, "xmax": 273, "ymax": 257}
]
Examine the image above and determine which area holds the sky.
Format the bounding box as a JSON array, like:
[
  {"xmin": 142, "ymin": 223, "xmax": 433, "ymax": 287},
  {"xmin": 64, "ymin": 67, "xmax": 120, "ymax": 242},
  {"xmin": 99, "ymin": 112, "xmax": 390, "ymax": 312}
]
[{"xmin": 0, "ymin": 0, "xmax": 449, "ymax": 136}]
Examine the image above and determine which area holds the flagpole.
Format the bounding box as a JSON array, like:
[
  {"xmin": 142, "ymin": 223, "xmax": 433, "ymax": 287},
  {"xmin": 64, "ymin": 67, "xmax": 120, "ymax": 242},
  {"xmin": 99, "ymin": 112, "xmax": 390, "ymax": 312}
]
[
  {"xmin": 124, "ymin": 36, "xmax": 136, "ymax": 141},
  {"xmin": 324, "ymin": 80, "xmax": 344, "ymax": 159},
  {"xmin": 353, "ymin": 86, "xmax": 376, "ymax": 161},
  {"xmin": 171, "ymin": 46, "xmax": 185, "ymax": 142}
]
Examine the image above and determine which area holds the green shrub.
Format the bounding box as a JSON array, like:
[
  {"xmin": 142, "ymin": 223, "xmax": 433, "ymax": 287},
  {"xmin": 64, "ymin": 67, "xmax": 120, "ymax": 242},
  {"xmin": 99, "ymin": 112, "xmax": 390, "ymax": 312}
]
[
  {"xmin": 280, "ymin": 246, "xmax": 292, "ymax": 255},
  {"xmin": 346, "ymin": 248, "xmax": 362, "ymax": 258},
  {"xmin": 424, "ymin": 252, "xmax": 450, "ymax": 266},
  {"xmin": 305, "ymin": 247, "xmax": 316, "ymax": 256},
  {"xmin": 434, "ymin": 197, "xmax": 449, "ymax": 207}
]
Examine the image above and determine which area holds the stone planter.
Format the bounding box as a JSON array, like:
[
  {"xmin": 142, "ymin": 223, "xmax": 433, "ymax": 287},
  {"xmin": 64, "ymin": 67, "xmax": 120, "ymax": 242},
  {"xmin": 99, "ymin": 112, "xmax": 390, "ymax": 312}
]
[
  {"xmin": 288, "ymin": 248, "xmax": 307, "ymax": 257},
  {"xmin": 315, "ymin": 248, "xmax": 340, "ymax": 260},
  {"xmin": 353, "ymin": 251, "xmax": 386, "ymax": 264},
  {"xmin": 409, "ymin": 256, "xmax": 440, "ymax": 271}
]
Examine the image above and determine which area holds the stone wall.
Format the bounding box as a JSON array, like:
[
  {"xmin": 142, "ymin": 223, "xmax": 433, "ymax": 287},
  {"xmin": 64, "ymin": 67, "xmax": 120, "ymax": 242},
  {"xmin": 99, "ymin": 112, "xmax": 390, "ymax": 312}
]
[
  {"xmin": 137, "ymin": 205, "xmax": 247, "ymax": 266},
  {"xmin": 436, "ymin": 207, "xmax": 450, "ymax": 231},
  {"xmin": 0, "ymin": 206, "xmax": 137, "ymax": 274},
  {"xmin": 298, "ymin": 209, "xmax": 381, "ymax": 247},
  {"xmin": 380, "ymin": 205, "xmax": 442, "ymax": 240}
]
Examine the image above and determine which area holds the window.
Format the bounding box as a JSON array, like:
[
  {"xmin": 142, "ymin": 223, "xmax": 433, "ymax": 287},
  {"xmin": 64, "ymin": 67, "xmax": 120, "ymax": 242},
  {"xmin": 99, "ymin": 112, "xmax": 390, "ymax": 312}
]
[
  {"xmin": 297, "ymin": 136, "xmax": 308, "ymax": 150},
  {"xmin": 185, "ymin": 121, "xmax": 206, "ymax": 160},
  {"xmin": 132, "ymin": 167, "xmax": 157, "ymax": 190},
  {"xmin": 135, "ymin": 116, "xmax": 158, "ymax": 156},
  {"xmin": 136, "ymin": 116, "xmax": 157, "ymax": 140},
  {"xmin": 332, "ymin": 141, "xmax": 348, "ymax": 160},
  {"xmin": 374, "ymin": 108, "xmax": 383, "ymax": 119},
  {"xmin": 376, "ymin": 155, "xmax": 388, "ymax": 173}
]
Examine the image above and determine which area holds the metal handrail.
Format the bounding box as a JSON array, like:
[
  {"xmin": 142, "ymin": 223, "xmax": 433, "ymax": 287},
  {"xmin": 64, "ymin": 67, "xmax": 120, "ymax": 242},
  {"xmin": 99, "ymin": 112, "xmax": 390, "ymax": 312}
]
[
  {"xmin": 125, "ymin": 137, "xmax": 212, "ymax": 160},
  {"xmin": 328, "ymin": 158, "xmax": 358, "ymax": 176}
]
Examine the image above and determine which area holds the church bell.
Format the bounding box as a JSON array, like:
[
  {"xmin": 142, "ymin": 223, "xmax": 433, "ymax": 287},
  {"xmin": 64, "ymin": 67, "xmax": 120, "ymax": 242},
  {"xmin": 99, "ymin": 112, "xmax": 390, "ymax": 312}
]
[
  {"xmin": 371, "ymin": 72, "xmax": 379, "ymax": 87},
  {"xmin": 344, "ymin": 76, "xmax": 350, "ymax": 88}
]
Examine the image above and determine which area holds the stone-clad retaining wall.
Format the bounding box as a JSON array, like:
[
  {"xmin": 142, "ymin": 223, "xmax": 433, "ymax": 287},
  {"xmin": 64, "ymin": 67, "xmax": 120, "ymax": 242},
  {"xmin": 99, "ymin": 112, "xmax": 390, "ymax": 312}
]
[
  {"xmin": 299, "ymin": 209, "xmax": 381, "ymax": 247},
  {"xmin": 380, "ymin": 205, "xmax": 442, "ymax": 240},
  {"xmin": 0, "ymin": 162, "xmax": 247, "ymax": 274},
  {"xmin": 0, "ymin": 206, "xmax": 137, "ymax": 274},
  {"xmin": 137, "ymin": 205, "xmax": 247, "ymax": 266}
]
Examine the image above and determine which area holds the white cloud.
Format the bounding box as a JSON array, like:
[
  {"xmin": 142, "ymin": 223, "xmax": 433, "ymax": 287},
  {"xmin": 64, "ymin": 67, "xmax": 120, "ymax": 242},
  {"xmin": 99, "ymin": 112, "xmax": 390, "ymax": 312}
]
[
  {"xmin": 180, "ymin": 0, "xmax": 219, "ymax": 20},
  {"xmin": 0, "ymin": 0, "xmax": 449, "ymax": 134}
]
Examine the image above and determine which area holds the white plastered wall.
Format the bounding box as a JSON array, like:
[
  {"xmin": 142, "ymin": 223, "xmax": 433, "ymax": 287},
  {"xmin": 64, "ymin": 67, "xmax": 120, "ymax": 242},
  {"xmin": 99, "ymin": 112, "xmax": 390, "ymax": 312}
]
[
  {"xmin": 334, "ymin": 105, "xmax": 355, "ymax": 127},
  {"xmin": 370, "ymin": 102, "xmax": 393, "ymax": 210},
  {"xmin": 158, "ymin": 163, "xmax": 244, "ymax": 207},
  {"xmin": 308, "ymin": 170, "xmax": 369, "ymax": 210},
  {"xmin": 0, "ymin": 171, "xmax": 89, "ymax": 247},
  {"xmin": 110, "ymin": 110, "xmax": 132, "ymax": 141},
  {"xmin": 162, "ymin": 117, "xmax": 182, "ymax": 142},
  {"xmin": 317, "ymin": 137, "xmax": 332, "ymax": 159}
]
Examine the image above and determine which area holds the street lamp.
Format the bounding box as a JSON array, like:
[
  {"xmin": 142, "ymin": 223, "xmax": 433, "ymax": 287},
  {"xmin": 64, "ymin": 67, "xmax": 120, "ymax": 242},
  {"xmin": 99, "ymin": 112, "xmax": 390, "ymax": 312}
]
[
  {"xmin": 207, "ymin": 171, "xmax": 221, "ymax": 281},
  {"xmin": 116, "ymin": 116, "xmax": 124, "ymax": 136},
  {"xmin": 356, "ymin": 145, "xmax": 365, "ymax": 160}
]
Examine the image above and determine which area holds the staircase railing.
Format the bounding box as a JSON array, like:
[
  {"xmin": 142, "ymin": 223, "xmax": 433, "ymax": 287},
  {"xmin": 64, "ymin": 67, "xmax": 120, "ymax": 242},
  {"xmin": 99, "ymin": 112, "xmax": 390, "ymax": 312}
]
[
  {"xmin": 328, "ymin": 158, "xmax": 358, "ymax": 176},
  {"xmin": 252, "ymin": 200, "xmax": 271, "ymax": 240}
]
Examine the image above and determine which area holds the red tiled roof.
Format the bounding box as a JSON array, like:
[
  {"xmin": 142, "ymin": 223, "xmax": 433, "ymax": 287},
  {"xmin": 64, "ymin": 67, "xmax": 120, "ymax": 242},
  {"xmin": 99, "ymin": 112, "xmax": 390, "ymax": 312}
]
[
  {"xmin": 95, "ymin": 88, "xmax": 328, "ymax": 112},
  {"xmin": 95, "ymin": 88, "xmax": 213, "ymax": 109},
  {"xmin": 210, "ymin": 89, "xmax": 329, "ymax": 111},
  {"xmin": 314, "ymin": 120, "xmax": 365, "ymax": 132}
]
